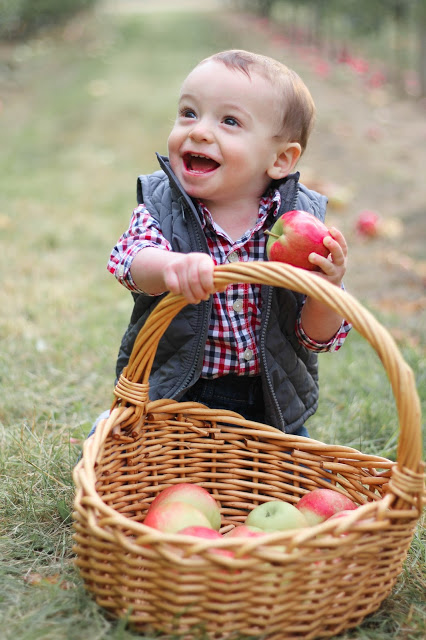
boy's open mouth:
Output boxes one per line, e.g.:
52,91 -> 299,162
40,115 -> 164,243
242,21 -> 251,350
183,153 -> 220,174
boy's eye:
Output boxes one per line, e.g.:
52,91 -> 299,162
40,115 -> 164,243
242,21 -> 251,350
179,108 -> 197,119
223,116 -> 239,127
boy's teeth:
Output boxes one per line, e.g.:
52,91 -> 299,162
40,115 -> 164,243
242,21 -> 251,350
185,153 -> 219,173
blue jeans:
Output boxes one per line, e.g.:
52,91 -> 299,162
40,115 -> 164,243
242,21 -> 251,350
88,376 -> 309,439
180,375 -> 310,437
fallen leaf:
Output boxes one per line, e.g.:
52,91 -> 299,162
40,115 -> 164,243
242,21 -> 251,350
388,328 -> 421,349
24,572 -> 73,589
88,79 -> 110,97
381,251 -> 426,281
0,214 -> 12,229
374,297 -> 426,315
378,217 -> 404,238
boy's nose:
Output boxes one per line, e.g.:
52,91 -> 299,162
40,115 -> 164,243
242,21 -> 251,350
189,120 -> 214,143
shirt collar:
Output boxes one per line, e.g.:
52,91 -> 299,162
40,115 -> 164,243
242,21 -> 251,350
196,188 -> 281,232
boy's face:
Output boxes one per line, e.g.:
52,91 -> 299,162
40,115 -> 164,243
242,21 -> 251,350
168,60 -> 288,208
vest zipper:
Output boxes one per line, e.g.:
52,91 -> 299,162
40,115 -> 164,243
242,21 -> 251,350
259,286 -> 286,431
259,176 -> 300,431
291,181 -> 300,211
172,301 -> 210,397
172,196 -> 211,399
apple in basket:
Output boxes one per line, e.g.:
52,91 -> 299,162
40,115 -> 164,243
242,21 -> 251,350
178,525 -> 224,540
265,210 -> 330,270
143,500 -> 214,534
224,525 -> 267,539
178,525 -> 234,558
146,482 -> 221,530
296,488 -> 358,526
244,500 -> 308,532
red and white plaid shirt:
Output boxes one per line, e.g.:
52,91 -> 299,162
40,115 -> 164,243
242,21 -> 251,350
108,191 -> 351,379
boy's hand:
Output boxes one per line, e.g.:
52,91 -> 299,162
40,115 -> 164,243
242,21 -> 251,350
164,253 -> 216,304
307,227 -> 348,287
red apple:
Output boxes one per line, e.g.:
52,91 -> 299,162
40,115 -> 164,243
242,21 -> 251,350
143,500 -> 212,534
177,526 -> 223,539
146,483 -> 221,530
326,509 -> 355,536
327,509 -> 357,522
355,210 -> 380,237
327,509 -> 375,538
224,525 -> 266,539
178,526 -> 234,558
296,488 -> 358,526
266,210 -> 330,270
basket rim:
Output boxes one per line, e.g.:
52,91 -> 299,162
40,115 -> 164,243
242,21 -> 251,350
73,405 -> 409,549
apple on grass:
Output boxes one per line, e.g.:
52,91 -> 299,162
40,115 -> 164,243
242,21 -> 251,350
265,210 -> 330,271
143,500 -> 213,534
244,501 -> 308,532
355,210 -> 380,237
296,488 -> 358,526
146,482 -> 221,530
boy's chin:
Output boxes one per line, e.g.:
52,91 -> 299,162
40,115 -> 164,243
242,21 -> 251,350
178,179 -> 210,201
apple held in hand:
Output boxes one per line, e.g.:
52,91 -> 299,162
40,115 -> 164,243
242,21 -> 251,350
143,500 -> 212,534
146,483 -> 221,530
266,210 -> 330,270
296,488 -> 358,526
245,500 -> 308,532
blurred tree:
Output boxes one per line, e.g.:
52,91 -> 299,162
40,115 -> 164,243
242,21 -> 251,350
240,0 -> 275,17
0,0 -> 99,40
418,0 -> 426,95
232,0 -> 426,96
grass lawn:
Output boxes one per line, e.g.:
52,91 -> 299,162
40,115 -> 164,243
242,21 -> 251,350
0,4 -> 424,639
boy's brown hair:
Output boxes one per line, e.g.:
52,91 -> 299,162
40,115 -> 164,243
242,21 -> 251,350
200,49 -> 316,154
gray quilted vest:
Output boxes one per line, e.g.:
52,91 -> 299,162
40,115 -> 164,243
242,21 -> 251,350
114,154 -> 327,434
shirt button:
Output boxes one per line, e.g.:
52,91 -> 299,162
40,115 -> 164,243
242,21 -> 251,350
116,264 -> 125,278
243,348 -> 253,361
228,252 -> 239,263
233,299 -> 243,313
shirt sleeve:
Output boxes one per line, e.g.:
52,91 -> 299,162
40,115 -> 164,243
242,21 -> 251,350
295,293 -> 352,353
107,204 -> 172,292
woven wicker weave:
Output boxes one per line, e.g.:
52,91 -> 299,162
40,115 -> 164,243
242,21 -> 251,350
73,262 -> 424,640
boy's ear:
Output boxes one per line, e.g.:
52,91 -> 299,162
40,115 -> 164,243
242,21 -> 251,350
267,142 -> 302,180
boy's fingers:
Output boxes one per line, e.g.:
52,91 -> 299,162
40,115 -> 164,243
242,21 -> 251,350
198,263 -> 215,294
328,227 -> 348,255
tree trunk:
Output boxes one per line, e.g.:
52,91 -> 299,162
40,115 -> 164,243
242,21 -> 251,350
418,0 -> 426,96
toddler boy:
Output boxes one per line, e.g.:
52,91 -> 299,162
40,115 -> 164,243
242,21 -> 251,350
106,49 -> 351,436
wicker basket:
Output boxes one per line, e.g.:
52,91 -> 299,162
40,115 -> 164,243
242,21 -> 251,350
73,262 -> 424,640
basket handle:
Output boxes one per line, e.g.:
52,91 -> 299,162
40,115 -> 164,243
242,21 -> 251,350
115,261 -> 423,481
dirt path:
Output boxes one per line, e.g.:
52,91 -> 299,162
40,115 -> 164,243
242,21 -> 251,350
101,0 -> 221,13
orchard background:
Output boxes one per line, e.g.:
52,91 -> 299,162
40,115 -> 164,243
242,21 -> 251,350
0,1 -> 424,639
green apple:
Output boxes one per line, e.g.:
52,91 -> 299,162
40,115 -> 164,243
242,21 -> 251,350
245,500 -> 308,532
